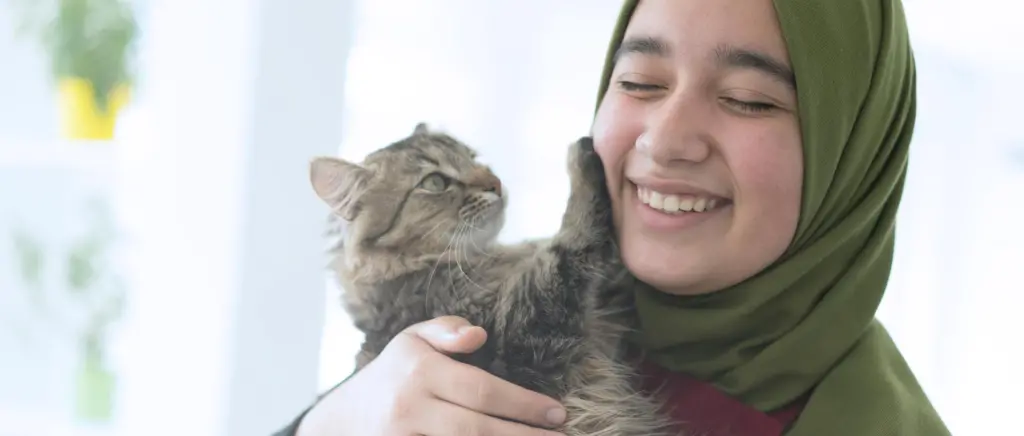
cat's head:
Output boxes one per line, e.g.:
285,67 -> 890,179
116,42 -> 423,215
310,123 -> 507,261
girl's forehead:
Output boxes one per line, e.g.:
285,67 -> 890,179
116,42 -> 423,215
623,0 -> 791,70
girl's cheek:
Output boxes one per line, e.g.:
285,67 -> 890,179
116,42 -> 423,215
592,96 -> 643,171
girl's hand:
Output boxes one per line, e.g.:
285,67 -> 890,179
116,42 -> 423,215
296,316 -> 567,436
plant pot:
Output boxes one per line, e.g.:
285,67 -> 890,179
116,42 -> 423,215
56,77 -> 131,141
74,348 -> 116,423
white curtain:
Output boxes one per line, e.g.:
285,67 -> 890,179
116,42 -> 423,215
319,2 -> 1024,435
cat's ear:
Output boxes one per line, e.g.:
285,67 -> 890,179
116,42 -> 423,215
413,122 -> 429,136
310,157 -> 372,221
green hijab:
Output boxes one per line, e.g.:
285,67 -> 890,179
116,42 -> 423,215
595,1 -> 950,434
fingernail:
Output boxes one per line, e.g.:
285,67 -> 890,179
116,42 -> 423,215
456,325 -> 476,335
546,407 -> 566,425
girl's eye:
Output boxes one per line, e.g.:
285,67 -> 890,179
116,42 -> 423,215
418,173 -> 450,192
617,80 -> 664,93
721,97 -> 778,114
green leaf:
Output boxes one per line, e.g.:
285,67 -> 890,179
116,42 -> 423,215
8,0 -> 138,110
66,236 -> 103,292
12,230 -> 45,288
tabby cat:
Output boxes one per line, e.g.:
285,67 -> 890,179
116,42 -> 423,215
309,123 -> 677,436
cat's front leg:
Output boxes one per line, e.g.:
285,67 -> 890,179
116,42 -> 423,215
487,138 -> 619,398
553,137 -> 615,255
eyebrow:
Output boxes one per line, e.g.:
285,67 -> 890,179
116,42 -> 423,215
614,36 -> 796,90
714,44 -> 796,89
614,36 -> 671,62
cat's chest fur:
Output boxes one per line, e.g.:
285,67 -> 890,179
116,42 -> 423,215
346,263 -> 503,338
340,243 -> 590,395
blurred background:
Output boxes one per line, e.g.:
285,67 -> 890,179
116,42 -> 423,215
0,0 -> 1020,435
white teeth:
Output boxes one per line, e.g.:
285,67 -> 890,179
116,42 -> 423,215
678,197 -> 694,212
649,191 -> 664,209
637,186 -> 722,215
662,195 -> 680,212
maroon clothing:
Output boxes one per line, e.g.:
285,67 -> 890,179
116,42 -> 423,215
273,361 -> 807,436
638,361 -> 806,436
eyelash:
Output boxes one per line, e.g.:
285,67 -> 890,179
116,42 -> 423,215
617,80 -> 663,92
721,97 -> 777,114
617,81 -> 778,114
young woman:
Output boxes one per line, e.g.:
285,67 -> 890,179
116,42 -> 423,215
280,0 -> 950,434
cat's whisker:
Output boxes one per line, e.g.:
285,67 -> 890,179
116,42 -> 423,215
467,229 -> 497,259
425,222 -> 460,299
459,215 -> 481,231
447,223 -> 467,293
458,213 -> 500,259
420,219 -> 449,243
453,225 -> 491,295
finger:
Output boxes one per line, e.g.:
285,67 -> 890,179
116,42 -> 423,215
417,398 -> 565,436
429,361 -> 568,429
401,316 -> 488,354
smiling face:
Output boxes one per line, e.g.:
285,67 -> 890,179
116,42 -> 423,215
592,0 -> 804,296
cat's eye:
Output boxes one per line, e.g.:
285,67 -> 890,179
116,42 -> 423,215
418,173 -> 451,192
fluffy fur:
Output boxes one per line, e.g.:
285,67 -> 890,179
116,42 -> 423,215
310,123 -> 679,436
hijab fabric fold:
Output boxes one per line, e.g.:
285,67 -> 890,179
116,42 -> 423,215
594,1 -> 950,434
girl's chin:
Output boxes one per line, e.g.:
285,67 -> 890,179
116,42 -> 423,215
622,250 -> 710,296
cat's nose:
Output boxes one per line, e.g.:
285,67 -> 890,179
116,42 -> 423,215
474,168 -> 502,194
482,176 -> 502,194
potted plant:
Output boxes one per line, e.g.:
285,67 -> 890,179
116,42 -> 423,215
9,199 -> 127,424
8,0 -> 138,140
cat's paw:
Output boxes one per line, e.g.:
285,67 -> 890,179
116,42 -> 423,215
559,137 -> 614,249
567,137 -> 606,189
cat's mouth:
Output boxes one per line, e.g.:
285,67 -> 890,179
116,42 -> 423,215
459,191 -> 506,226
454,191 -> 505,247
